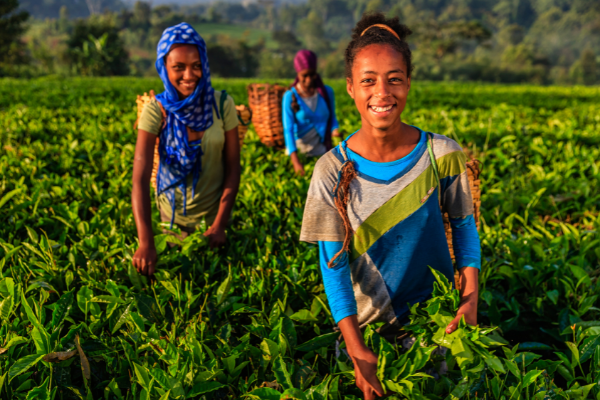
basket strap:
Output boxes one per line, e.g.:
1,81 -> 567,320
426,132 -> 442,206
218,89 -> 228,120
237,106 -> 252,126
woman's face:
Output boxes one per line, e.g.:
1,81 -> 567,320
346,44 -> 411,132
165,44 -> 203,99
297,68 -> 318,90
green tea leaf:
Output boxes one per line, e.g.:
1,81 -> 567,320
295,332 -> 338,352
133,363 -> 151,390
112,303 -> 133,334
25,377 -> 50,400
8,353 -> 46,380
242,387 -> 281,400
280,388 -> 307,400
51,290 -> 74,330
216,264 -> 232,306
290,309 -> 318,323
579,335 -> 600,363
0,188 -> 21,210
273,355 -> 293,390
188,381 -> 227,397
522,370 -> 544,387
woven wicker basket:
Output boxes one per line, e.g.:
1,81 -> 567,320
247,83 -> 287,148
446,157 -> 481,290
135,91 -> 249,191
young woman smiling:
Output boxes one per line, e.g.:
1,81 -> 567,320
132,23 -> 240,276
300,13 -> 481,399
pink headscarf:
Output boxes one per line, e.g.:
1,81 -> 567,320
291,50 -> 334,150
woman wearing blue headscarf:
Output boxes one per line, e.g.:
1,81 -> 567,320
132,23 -> 241,276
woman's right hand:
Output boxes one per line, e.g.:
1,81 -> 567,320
338,315 -> 385,399
290,152 -> 305,176
133,244 -> 157,276
350,346 -> 385,399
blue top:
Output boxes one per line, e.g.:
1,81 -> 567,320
282,86 -> 340,155
318,130 -> 481,324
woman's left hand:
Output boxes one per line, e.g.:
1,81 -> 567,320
332,128 -> 341,137
446,296 -> 477,333
446,267 -> 479,333
204,225 -> 226,248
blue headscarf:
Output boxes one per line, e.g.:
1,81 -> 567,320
154,22 -> 220,227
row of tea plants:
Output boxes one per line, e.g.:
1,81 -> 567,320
0,77 -> 599,399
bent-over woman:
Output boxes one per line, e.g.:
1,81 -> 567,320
300,13 -> 481,399
282,50 -> 340,175
132,23 -> 241,276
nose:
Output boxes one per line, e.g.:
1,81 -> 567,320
183,66 -> 195,81
374,79 -> 392,99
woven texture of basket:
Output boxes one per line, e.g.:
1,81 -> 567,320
247,83 -> 286,148
135,91 -> 249,191
445,157 -> 481,290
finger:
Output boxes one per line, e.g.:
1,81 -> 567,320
140,260 -> 148,276
371,380 -> 385,397
364,388 -> 376,400
446,315 -> 461,333
148,262 -> 155,276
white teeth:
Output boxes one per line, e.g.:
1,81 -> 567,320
371,105 -> 393,112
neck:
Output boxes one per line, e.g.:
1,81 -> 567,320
347,119 -> 420,163
296,83 -> 316,97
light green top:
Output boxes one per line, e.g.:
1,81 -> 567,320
138,91 -> 238,229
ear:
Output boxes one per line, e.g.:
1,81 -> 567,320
346,77 -> 354,99
407,76 -> 411,92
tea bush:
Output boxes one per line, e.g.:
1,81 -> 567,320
0,77 -> 599,399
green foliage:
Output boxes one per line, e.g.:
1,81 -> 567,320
0,78 -> 599,399
0,0 -> 30,76
64,17 -> 130,76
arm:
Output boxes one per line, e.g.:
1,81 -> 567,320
282,91 -> 305,175
327,86 -> 340,132
446,215 -> 481,333
319,241 -> 383,400
203,126 -> 240,248
132,129 -> 158,276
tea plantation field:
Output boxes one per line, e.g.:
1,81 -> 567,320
0,77 -> 599,399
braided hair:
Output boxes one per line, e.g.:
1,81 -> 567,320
344,12 -> 413,79
328,13 -> 413,268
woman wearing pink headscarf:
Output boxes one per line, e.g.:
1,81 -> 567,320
282,50 -> 340,175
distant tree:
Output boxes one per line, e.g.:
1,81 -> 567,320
64,17 -> 129,76
0,0 -> 30,71
298,11 -> 331,55
207,37 -> 262,77
131,1 -> 151,30
570,48 -> 597,85
59,6 -> 70,32
273,30 -> 302,55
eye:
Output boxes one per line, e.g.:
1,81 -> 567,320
361,78 -> 374,84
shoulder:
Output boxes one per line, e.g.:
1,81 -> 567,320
430,132 -> 464,158
312,148 -> 344,181
213,90 -> 234,104
282,89 -> 294,102
144,98 -> 162,113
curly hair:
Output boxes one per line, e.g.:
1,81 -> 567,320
344,12 -> 413,79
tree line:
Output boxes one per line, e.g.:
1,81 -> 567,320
2,0 -> 599,84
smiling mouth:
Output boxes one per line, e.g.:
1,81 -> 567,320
369,104 -> 394,113
180,81 -> 197,89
